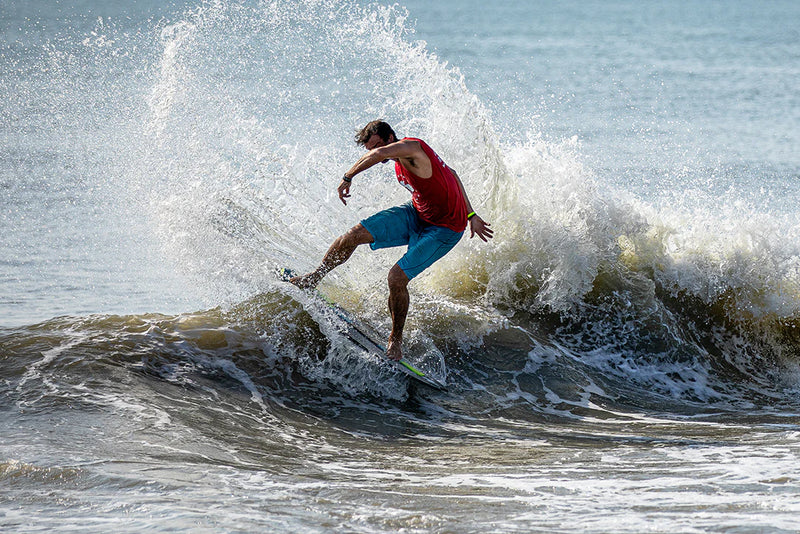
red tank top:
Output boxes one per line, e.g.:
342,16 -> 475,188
394,138 -> 467,232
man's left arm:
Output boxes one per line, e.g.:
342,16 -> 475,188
450,167 -> 493,242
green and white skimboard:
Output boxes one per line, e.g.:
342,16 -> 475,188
277,268 -> 447,391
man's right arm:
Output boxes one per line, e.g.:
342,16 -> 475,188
338,140 -> 426,205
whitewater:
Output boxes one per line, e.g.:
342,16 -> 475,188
2,0 -> 800,532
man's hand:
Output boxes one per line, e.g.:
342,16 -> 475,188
338,180 -> 351,205
469,215 -> 494,242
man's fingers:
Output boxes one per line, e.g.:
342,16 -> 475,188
469,218 -> 494,241
337,180 -> 351,203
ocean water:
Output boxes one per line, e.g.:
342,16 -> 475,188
2,0 -> 800,532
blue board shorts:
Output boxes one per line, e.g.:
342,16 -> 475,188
360,203 -> 464,280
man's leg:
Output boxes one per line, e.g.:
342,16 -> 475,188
290,224 -> 373,289
386,264 -> 409,361
387,225 -> 463,360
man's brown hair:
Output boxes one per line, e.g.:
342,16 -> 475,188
355,120 -> 396,146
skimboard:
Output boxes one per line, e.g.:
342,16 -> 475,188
277,268 -> 447,391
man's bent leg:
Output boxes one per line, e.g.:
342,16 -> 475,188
290,224 -> 374,289
386,264 -> 409,361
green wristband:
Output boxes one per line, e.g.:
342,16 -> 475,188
467,211 -> 476,220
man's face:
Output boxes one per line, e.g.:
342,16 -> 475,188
365,133 -> 388,151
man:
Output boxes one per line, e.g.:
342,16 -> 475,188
291,120 -> 493,360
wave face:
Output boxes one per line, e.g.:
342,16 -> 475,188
3,0 -> 800,531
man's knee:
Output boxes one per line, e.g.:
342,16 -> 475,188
341,224 -> 374,248
388,264 -> 409,289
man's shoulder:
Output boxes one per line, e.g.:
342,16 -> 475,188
398,137 -> 430,155
389,137 -> 426,157
400,136 -> 427,145
398,136 -> 423,146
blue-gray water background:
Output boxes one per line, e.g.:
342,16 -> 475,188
2,1 -> 800,532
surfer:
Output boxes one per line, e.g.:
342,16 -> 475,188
290,120 -> 493,360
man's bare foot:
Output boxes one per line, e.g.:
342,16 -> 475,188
289,273 -> 319,289
386,335 -> 402,361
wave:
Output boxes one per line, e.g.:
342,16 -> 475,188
4,0 -> 800,416
3,280 -> 800,432
131,1 -> 800,341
